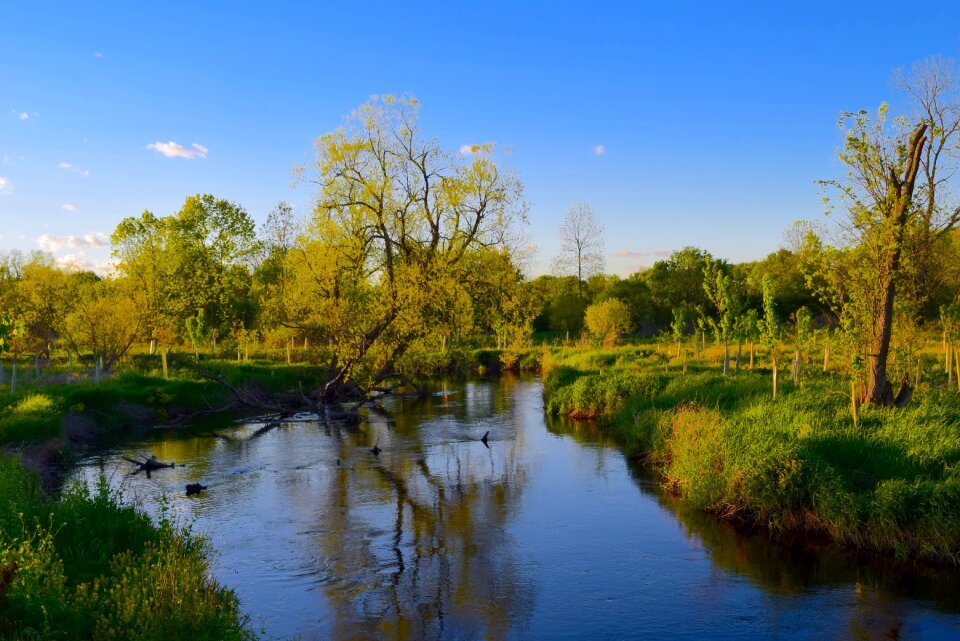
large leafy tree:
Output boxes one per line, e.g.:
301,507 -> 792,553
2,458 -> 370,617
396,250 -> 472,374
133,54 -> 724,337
112,195 -> 260,345
292,96 -> 527,400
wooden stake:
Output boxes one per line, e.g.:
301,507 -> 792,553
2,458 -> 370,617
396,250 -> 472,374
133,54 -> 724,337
950,344 -> 954,387
161,350 -> 169,380
851,378 -> 859,427
946,331 -> 950,373
955,345 -> 960,392
772,363 -> 778,400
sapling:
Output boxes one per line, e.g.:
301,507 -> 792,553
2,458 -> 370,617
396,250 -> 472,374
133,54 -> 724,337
758,275 -> 780,399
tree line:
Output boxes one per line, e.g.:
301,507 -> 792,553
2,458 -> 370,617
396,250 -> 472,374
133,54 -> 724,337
2,58 -> 960,407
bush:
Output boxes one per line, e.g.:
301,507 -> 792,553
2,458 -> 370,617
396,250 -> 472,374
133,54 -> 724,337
584,299 -> 632,346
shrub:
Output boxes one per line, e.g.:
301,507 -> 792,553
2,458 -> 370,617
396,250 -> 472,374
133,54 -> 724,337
584,299 -> 632,346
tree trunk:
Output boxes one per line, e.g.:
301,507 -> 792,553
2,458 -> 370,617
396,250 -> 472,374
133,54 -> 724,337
864,123 -> 927,405
735,343 -> 742,373
722,342 -> 729,375
823,345 -> 829,373
749,341 -> 754,370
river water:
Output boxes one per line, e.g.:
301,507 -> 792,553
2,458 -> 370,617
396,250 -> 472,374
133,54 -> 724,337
70,375 -> 960,640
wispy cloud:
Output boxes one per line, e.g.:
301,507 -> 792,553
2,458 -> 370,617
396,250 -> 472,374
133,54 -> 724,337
0,177 -> 11,195
11,110 -> 37,121
61,203 -> 77,212
147,141 -> 208,159
594,144 -> 606,156
615,249 -> 671,258
93,51 -> 104,59
37,233 -> 109,253
59,162 -> 90,177
18,112 -> 29,121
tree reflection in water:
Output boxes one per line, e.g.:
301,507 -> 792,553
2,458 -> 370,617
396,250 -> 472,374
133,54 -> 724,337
305,375 -> 535,640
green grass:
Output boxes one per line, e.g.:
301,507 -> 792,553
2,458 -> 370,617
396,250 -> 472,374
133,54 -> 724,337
543,347 -> 960,563
0,457 -> 256,640
0,360 -> 334,446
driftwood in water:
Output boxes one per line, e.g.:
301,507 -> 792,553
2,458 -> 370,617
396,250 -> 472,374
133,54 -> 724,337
185,483 -> 207,496
123,454 -> 175,472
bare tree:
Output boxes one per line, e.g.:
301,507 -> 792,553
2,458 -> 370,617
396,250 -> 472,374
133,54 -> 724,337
552,202 -> 605,296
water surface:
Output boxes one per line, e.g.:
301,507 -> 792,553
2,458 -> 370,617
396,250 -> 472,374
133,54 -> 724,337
72,375 -> 960,640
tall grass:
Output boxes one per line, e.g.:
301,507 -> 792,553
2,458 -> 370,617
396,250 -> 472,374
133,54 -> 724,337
0,458 -> 256,640
543,347 -> 960,563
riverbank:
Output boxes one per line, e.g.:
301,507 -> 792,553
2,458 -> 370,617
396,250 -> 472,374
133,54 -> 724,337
0,359 -> 336,639
0,455 -> 257,640
541,346 -> 960,564
0,360 -> 332,492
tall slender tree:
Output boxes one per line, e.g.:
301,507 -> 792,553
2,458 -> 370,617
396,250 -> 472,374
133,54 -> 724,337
552,203 -> 605,297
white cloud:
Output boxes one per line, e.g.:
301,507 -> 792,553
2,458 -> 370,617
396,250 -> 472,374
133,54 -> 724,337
594,144 -> 606,156
93,51 -> 103,58
37,232 -> 109,253
0,177 -> 11,195
61,203 -> 77,212
59,162 -> 90,177
56,252 -> 92,272
18,112 -> 29,121
459,143 -> 495,156
147,141 -> 208,159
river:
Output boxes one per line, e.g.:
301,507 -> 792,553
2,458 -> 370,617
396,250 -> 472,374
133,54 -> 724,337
70,374 -> 960,640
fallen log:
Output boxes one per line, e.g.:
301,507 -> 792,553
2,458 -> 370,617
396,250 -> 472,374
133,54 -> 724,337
123,454 -> 175,471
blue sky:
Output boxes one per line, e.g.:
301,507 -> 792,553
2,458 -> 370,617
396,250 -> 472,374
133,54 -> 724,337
2,1 -> 959,275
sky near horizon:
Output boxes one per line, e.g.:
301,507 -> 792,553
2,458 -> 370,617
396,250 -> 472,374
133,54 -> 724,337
2,1 -> 959,276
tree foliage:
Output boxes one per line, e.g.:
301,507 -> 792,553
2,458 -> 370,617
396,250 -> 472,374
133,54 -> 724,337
290,96 -> 528,397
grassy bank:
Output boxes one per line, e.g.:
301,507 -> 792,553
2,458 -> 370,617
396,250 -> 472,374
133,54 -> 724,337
542,346 -> 960,563
0,456 -> 256,640
0,360 -> 332,490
